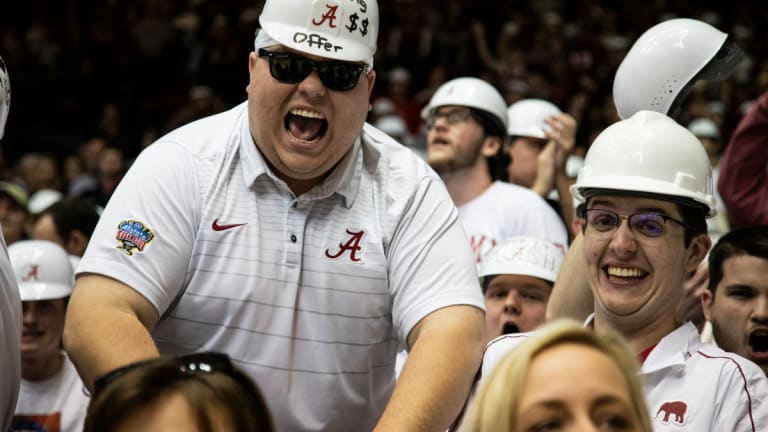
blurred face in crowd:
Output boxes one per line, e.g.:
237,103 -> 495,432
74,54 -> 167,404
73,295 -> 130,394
31,213 -> 64,246
582,195 -> 708,330
0,193 -> 28,244
21,299 -> 67,363
98,147 -> 124,179
113,392 -> 234,432
516,342 -> 644,431
246,45 -> 375,194
703,254 -> 768,375
484,274 -> 551,340
426,106 -> 495,176
505,136 -> 547,188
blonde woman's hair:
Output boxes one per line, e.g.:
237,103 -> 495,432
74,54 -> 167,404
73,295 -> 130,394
462,319 -> 653,432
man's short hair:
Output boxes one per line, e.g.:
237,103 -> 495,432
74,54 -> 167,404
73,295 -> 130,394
708,225 -> 768,294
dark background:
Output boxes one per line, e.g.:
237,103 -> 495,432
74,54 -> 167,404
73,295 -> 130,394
1,0 -> 765,170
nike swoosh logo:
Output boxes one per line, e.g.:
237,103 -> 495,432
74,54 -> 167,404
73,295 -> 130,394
212,219 -> 247,231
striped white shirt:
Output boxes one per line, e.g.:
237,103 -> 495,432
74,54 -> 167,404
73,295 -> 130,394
79,102 -> 484,431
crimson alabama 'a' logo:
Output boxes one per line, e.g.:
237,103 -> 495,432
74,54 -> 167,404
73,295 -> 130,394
325,229 -> 365,262
21,264 -> 39,282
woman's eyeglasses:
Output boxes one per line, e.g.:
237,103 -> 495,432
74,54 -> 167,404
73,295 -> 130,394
258,49 -> 368,92
93,352 -> 234,396
582,208 -> 691,238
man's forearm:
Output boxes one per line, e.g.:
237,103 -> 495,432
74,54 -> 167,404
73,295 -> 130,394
64,308 -> 159,391
546,232 -> 593,321
374,306 -> 485,432
63,275 -> 160,391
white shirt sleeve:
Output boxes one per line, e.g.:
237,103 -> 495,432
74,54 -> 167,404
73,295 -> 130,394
388,177 -> 485,346
78,141 -> 201,314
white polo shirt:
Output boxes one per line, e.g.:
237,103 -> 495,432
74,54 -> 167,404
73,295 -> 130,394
79,102 -> 484,431
458,181 -> 568,265
0,235 -> 20,432
480,321 -> 768,431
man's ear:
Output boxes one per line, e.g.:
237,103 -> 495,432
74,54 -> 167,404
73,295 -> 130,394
701,288 -> 713,322
481,136 -> 502,158
66,230 -> 90,257
685,233 -> 711,274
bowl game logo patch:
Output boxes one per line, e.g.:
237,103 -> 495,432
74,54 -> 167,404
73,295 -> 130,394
116,219 -> 155,256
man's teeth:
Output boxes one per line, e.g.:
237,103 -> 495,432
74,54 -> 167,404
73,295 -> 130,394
606,266 -> 645,278
290,108 -> 325,119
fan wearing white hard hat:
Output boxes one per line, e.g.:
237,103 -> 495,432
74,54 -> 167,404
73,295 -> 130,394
422,77 -> 569,265
550,17 -> 746,324
562,111 -> 768,430
479,236 -> 564,341
10,240 -> 89,431
506,98 -> 579,236
0,53 -> 22,432
423,76 -> 510,182
65,1 -> 488,431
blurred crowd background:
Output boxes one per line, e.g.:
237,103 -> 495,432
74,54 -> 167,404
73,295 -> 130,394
1,0 -> 766,205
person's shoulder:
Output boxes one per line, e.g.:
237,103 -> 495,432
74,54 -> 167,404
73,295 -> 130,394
157,102 -> 247,155
362,123 -> 437,181
693,342 -> 767,381
480,332 -> 533,381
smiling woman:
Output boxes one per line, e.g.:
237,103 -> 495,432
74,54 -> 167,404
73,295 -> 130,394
463,319 -> 653,432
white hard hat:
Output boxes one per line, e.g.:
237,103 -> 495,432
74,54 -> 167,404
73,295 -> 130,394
613,18 -> 744,119
506,99 -> 562,139
479,236 -> 565,284
9,240 -> 74,301
28,189 -> 63,215
258,0 -> 378,65
421,77 -> 508,133
0,55 -> 10,140
374,115 -> 408,138
688,117 -> 720,139
571,110 -> 715,216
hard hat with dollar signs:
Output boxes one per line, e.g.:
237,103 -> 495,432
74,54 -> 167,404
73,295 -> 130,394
0,54 -> 10,140
259,0 -> 378,66
9,240 -> 74,301
613,18 -> 744,119
571,110 -> 715,216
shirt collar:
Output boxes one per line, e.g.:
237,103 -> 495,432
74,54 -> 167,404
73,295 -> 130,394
641,321 -> 700,374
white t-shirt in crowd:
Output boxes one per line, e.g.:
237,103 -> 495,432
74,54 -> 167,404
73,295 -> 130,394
79,103 -> 484,432
12,354 -> 89,432
458,181 -> 568,265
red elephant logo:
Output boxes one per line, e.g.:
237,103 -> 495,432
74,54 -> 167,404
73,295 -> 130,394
655,401 -> 687,424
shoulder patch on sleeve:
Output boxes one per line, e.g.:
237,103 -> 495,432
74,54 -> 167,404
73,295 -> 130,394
115,219 -> 155,256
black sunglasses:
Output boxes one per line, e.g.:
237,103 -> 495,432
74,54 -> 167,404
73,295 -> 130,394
93,352 -> 234,396
258,49 -> 368,92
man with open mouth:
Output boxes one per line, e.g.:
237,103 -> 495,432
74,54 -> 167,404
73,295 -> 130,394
479,236 -> 564,342
422,77 -> 568,267
63,0 -> 486,431
703,225 -> 768,377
